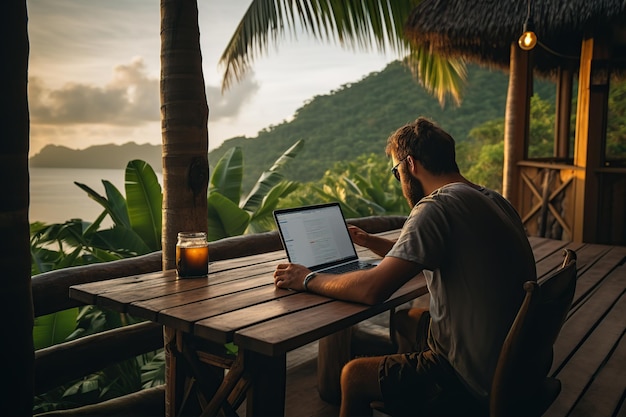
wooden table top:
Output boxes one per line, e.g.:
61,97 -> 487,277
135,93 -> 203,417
69,230 -> 427,357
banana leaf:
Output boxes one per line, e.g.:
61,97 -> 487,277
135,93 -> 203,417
33,308 -> 79,350
74,182 -> 129,228
89,227 -> 152,257
125,160 -> 162,251
209,147 -> 243,204
207,192 -> 250,241
241,139 -> 303,213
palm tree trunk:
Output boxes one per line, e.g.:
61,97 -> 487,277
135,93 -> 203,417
503,43 -> 532,206
160,0 -> 209,271
161,2 -> 209,415
1,0 -> 34,414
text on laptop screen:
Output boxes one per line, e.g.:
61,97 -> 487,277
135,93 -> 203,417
274,204 -> 357,268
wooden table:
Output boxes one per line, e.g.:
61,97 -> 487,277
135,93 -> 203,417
69,230 -> 426,417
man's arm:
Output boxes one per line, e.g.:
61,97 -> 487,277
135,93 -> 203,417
273,256 -> 422,305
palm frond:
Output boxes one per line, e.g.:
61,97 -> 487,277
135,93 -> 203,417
404,49 -> 467,107
219,0 -> 418,92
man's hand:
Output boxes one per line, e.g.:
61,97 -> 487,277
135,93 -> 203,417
348,225 -> 369,247
274,263 -> 311,291
348,225 -> 396,257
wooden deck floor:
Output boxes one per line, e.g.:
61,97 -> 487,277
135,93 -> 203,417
237,237 -> 626,417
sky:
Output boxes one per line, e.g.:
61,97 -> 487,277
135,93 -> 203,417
27,0 -> 398,157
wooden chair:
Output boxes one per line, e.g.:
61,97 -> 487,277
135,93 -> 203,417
490,248 -> 577,417
372,248 -> 577,417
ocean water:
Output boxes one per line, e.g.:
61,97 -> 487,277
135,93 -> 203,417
29,167 -> 163,225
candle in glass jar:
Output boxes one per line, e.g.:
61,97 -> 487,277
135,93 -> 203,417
176,232 -> 209,278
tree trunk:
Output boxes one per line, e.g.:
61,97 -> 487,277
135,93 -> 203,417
160,0 -> 209,271
503,43 -> 532,206
1,0 -> 34,415
161,2 -> 209,415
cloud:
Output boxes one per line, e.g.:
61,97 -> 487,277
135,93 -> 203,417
206,71 -> 260,120
29,57 -> 261,127
29,57 -> 159,126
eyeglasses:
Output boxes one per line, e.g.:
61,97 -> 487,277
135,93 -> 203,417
391,156 -> 409,182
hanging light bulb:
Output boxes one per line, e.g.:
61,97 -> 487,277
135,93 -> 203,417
518,21 -> 537,50
518,0 -> 537,51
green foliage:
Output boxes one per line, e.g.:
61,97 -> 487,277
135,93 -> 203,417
32,304 -> 159,414
528,95 -> 557,158
125,160 -> 163,250
607,78 -> 626,161
33,308 -> 79,350
30,160 -> 163,275
208,140 -> 302,240
280,153 -> 410,217
460,94 -> 558,192
466,142 -> 505,192
457,119 -> 504,176
32,160 -> 164,413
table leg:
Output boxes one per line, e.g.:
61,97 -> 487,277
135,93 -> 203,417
164,327 -> 225,416
163,326 -> 183,417
317,327 -> 353,405
245,350 -> 287,417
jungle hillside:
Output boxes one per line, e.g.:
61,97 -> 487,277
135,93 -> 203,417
208,61 -> 559,192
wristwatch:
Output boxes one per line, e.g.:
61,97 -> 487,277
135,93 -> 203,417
303,272 -> 317,291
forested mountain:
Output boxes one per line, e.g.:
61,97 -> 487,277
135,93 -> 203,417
30,142 -> 162,171
208,61 -> 557,191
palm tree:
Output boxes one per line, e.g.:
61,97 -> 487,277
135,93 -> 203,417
1,1 -> 34,415
160,1 -> 209,414
218,0 -> 467,106
160,0 -> 209,271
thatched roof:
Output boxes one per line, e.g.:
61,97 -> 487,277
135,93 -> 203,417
405,0 -> 626,76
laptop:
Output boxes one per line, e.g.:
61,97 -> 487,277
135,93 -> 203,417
273,202 -> 379,274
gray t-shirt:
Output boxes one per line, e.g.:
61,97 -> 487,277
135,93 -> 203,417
387,182 -> 536,399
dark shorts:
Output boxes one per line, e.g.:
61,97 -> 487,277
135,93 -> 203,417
379,311 -> 486,416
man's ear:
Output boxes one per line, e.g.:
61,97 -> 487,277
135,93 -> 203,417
406,156 -> 417,175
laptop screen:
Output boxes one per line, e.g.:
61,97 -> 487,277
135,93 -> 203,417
273,203 -> 358,270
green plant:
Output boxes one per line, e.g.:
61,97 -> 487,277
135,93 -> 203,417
280,153 -> 409,216
30,160 -> 162,276
208,140 -> 302,240
32,160 -> 164,412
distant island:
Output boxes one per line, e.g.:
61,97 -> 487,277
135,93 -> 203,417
29,142 -> 163,172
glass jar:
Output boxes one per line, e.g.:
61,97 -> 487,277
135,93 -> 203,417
176,232 -> 209,278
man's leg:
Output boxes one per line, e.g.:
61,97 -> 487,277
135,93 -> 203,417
392,308 -> 430,353
339,356 -> 383,417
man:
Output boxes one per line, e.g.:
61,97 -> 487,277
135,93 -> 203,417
273,117 -> 536,416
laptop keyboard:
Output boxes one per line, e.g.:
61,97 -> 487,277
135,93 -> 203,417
323,261 -> 374,274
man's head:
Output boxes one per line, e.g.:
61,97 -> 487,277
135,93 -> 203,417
385,118 -> 460,206
385,117 -> 460,175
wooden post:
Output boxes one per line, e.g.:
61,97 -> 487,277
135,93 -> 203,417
572,34 -> 610,243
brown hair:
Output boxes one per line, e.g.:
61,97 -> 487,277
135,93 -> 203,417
385,117 -> 459,175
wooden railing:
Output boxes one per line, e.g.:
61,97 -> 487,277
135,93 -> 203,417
518,159 -> 626,246
517,160 -> 579,241
32,215 -> 407,415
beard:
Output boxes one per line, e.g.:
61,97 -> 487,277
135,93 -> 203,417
403,174 -> 426,208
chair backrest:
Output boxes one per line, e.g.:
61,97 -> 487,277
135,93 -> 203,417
490,249 -> 577,417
